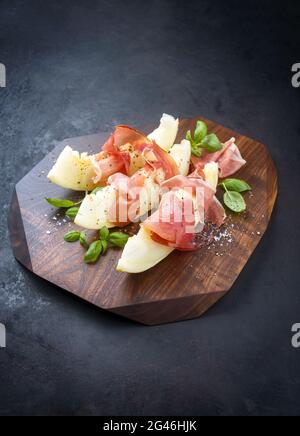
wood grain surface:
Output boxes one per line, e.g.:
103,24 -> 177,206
9,117 -> 278,325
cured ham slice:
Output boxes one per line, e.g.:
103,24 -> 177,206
92,126 -> 152,183
106,169 -> 160,226
142,173 -> 217,251
117,162 -> 226,273
91,154 -> 125,184
191,137 -> 246,178
92,125 -> 179,183
206,196 -> 226,227
163,170 -> 226,228
217,139 -> 246,178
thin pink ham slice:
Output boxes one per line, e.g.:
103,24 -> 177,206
191,137 -> 246,178
106,171 -> 149,226
206,196 -> 226,227
92,125 -> 179,184
142,173 -> 223,251
92,126 -> 151,183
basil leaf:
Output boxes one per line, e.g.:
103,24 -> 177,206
109,232 -> 129,248
99,226 -> 110,241
101,239 -> 108,254
201,133 -> 222,153
91,186 -> 104,195
220,178 -> 251,193
46,198 -> 77,208
64,231 -> 81,242
185,130 -> 193,143
84,240 -> 103,263
65,206 -> 80,219
186,121 -> 221,157
191,146 -> 202,157
194,121 -> 207,143
79,231 -> 87,246
224,191 -> 246,213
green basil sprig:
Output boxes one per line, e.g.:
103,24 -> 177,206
79,231 -> 88,246
186,120 -> 222,157
46,197 -> 83,222
99,226 -> 110,241
109,232 -> 129,248
64,231 -> 81,242
84,240 -> 103,263
220,178 -> 251,193
46,198 -> 79,208
65,206 -> 80,219
101,239 -> 108,254
64,225 -> 129,265
223,191 -> 246,213
220,178 -> 251,213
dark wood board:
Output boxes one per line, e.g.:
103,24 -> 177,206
9,117 -> 278,325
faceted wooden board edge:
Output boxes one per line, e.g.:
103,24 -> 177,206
9,119 -> 278,325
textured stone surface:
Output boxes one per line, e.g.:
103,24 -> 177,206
0,0 -> 299,416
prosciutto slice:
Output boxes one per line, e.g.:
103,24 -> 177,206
143,190 -> 197,250
92,126 -> 150,183
142,172 -> 224,251
191,137 -> 246,178
106,170 -> 158,226
92,125 -> 179,183
206,196 -> 227,227
163,173 -> 226,228
92,154 -> 125,183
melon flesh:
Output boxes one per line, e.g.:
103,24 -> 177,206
74,186 -> 117,229
169,139 -> 191,176
117,227 -> 173,273
47,146 -> 98,191
203,162 -> 218,190
148,113 -> 179,152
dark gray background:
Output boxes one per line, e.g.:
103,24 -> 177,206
0,0 -> 299,416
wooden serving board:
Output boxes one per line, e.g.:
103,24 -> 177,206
9,117 -> 278,325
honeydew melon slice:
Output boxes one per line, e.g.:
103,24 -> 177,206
148,113 -> 179,152
169,139 -> 191,176
116,227 -> 173,273
203,162 -> 219,191
74,186 -> 117,229
47,146 -> 97,191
